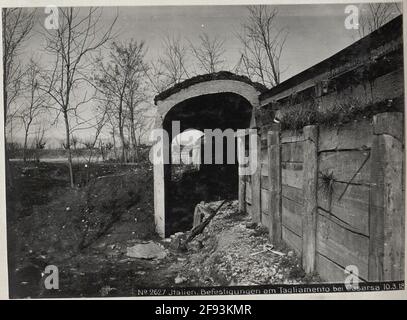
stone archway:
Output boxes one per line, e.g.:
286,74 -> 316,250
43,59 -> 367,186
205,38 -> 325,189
152,72 -> 265,237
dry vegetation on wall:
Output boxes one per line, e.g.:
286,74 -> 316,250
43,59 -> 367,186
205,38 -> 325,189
279,96 -> 403,131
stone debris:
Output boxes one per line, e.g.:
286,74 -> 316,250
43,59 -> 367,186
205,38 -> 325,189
126,241 -> 167,260
174,275 -> 187,284
176,200 -> 320,286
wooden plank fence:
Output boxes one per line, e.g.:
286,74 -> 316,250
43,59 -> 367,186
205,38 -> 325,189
241,112 -> 404,282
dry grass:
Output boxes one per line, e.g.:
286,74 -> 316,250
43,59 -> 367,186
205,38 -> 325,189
280,97 -> 402,130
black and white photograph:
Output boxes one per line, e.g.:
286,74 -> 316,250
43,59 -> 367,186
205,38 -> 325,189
1,1 -> 405,299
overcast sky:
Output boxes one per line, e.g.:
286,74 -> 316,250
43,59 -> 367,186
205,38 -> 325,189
12,3 -> 401,146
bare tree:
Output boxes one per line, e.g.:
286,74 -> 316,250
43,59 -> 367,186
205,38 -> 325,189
41,7 -> 117,187
2,8 -> 36,185
236,5 -> 287,88
94,39 -> 147,163
17,59 -> 48,162
358,3 -> 401,38
2,8 -> 36,128
32,126 -> 47,162
189,33 -> 226,74
147,34 -> 190,93
81,108 -> 107,164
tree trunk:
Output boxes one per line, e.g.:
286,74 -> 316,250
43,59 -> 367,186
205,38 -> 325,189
64,111 -> 74,188
23,127 -> 29,163
118,101 -> 126,163
111,128 -> 117,160
3,61 -> 13,187
129,113 -> 138,163
119,125 -> 126,163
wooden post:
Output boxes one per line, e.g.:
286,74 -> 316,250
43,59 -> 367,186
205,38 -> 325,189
369,112 -> 404,281
267,124 -> 282,243
237,132 -> 247,213
153,131 -> 169,238
251,129 -> 261,223
302,125 -> 318,273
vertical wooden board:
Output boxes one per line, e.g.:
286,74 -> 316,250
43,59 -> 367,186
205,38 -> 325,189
318,182 -> 370,236
302,125 -> 318,274
261,163 -> 269,176
153,162 -> 166,238
315,254 -> 346,283
261,188 -> 269,214
246,182 -> 252,204
251,133 -> 262,223
261,146 -> 269,163
317,213 -> 369,279
282,226 -> 302,255
261,174 -> 269,189
282,184 -> 304,204
373,112 -> 403,141
237,134 -> 246,213
261,136 -> 268,150
369,133 -> 385,280
318,120 -> 373,151
281,131 -> 305,143
282,197 -> 303,236
246,203 -> 252,216
282,162 -> 303,189
370,115 -> 404,281
319,150 -> 371,184
382,135 -> 404,281
281,141 -> 304,162
316,254 -> 364,283
268,128 -> 282,243
262,210 -> 271,230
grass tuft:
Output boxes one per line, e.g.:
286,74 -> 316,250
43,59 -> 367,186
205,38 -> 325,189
280,97 -> 402,130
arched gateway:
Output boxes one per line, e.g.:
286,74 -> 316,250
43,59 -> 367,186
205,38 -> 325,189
152,72 -> 266,237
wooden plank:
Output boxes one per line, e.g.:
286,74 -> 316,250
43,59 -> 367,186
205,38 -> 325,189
282,184 -> 303,205
316,253 -> 365,283
282,162 -> 303,189
261,163 -> 268,176
381,134 -> 405,281
316,253 -> 347,283
262,211 -> 271,230
369,115 -> 404,281
281,141 -> 304,162
282,197 -> 303,236
237,135 -> 246,213
261,188 -> 269,214
317,213 -> 369,280
318,120 -> 373,151
261,175 -> 269,189
251,131 -> 261,223
246,203 -> 252,216
281,130 -> 305,143
260,147 -> 268,163
318,182 -> 369,236
153,162 -> 166,238
319,150 -> 371,184
282,226 -> 302,255
246,182 -> 252,204
268,128 -> 282,243
302,125 -> 318,273
373,112 -> 403,141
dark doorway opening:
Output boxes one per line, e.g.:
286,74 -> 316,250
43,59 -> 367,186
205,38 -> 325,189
162,92 -> 252,236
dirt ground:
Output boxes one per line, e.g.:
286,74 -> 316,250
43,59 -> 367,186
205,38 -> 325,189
6,161 -> 318,298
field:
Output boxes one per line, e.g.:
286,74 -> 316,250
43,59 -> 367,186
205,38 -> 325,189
6,159 -> 312,298
6,160 -> 163,297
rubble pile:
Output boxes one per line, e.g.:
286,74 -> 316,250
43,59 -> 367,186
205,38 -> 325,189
171,200 -> 318,286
